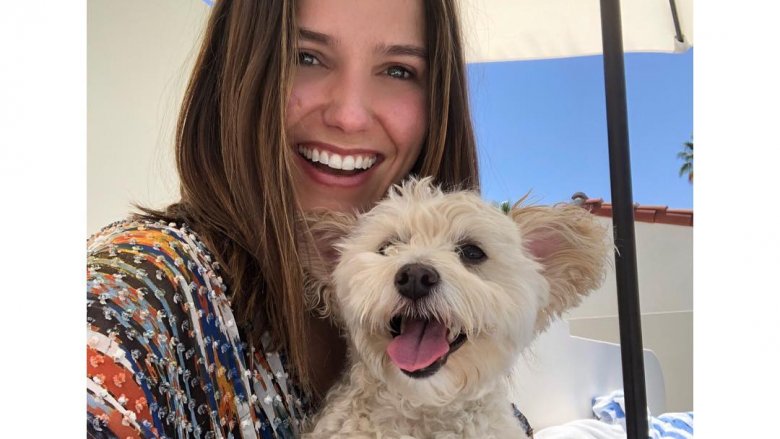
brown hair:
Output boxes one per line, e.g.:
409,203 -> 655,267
143,0 -> 479,395
417,0 -> 479,190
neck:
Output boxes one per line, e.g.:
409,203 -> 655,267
306,313 -> 348,405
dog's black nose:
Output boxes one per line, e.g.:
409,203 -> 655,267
395,263 -> 440,300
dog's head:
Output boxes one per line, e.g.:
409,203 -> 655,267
302,177 -> 608,405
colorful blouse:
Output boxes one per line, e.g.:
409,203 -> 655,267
87,219 -> 310,438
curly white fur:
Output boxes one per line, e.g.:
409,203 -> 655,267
301,178 -> 608,438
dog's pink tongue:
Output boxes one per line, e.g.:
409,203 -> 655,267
387,319 -> 449,372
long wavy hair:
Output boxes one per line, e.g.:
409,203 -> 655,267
143,0 -> 479,395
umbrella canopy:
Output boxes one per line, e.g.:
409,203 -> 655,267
460,0 -> 693,63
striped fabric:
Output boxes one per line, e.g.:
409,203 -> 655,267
87,219 -> 311,438
592,390 -> 693,439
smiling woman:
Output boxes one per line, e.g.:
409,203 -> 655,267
87,0 -> 478,437
287,0 -> 428,211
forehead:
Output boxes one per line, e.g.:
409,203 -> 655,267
296,0 -> 425,47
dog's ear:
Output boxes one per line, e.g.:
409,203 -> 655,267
297,210 -> 357,318
509,203 -> 610,331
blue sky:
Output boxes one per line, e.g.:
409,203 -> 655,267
468,49 -> 693,209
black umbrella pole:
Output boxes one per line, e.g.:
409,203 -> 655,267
598,1 -> 649,438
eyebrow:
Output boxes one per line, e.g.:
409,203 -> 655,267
379,44 -> 427,60
299,28 -> 333,45
298,28 -> 427,60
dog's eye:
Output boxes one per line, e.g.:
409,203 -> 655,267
457,244 -> 487,264
378,241 -> 392,255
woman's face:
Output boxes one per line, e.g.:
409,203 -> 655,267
287,0 -> 428,212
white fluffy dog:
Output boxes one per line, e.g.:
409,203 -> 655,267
301,178 -> 608,439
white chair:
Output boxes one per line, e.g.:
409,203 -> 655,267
509,319 -> 666,430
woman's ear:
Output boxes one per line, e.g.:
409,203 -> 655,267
297,210 -> 358,318
509,203 -> 610,332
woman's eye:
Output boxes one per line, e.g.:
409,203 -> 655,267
457,244 -> 487,264
298,52 -> 320,66
385,65 -> 413,80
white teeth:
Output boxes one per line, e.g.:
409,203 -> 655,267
329,154 -> 343,169
297,145 -> 378,171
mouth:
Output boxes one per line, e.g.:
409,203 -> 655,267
387,315 -> 468,379
297,144 -> 380,177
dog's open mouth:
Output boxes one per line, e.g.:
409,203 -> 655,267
386,315 -> 468,378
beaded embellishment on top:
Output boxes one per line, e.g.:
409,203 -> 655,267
87,219 -> 310,438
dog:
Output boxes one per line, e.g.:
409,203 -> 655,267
301,177 -> 608,438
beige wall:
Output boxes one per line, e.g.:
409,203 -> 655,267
565,218 -> 693,412
88,0 -> 209,234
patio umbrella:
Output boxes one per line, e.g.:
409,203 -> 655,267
458,1 -> 693,438
460,0 -> 692,63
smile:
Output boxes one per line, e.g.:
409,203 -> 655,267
387,315 -> 468,379
297,145 -> 378,174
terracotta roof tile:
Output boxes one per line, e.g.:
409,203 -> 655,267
580,198 -> 693,226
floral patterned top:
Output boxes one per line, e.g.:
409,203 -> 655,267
87,219 -> 310,438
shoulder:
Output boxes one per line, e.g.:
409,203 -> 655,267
87,217 -> 233,343
87,218 -> 228,292
89,218 -> 218,266
86,218 -> 239,436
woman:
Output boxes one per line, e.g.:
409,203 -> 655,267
87,0 -> 478,437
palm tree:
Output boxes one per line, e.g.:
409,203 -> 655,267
677,139 -> 693,183
492,200 -> 512,214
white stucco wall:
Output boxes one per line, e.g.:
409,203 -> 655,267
565,218 -> 693,412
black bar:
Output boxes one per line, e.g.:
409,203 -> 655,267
668,0 -> 685,43
598,1 -> 649,439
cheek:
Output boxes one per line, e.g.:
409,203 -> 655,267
287,74 -> 323,128
380,88 -> 428,154
285,90 -> 305,129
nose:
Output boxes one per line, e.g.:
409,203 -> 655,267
394,263 -> 440,300
323,73 -> 372,133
